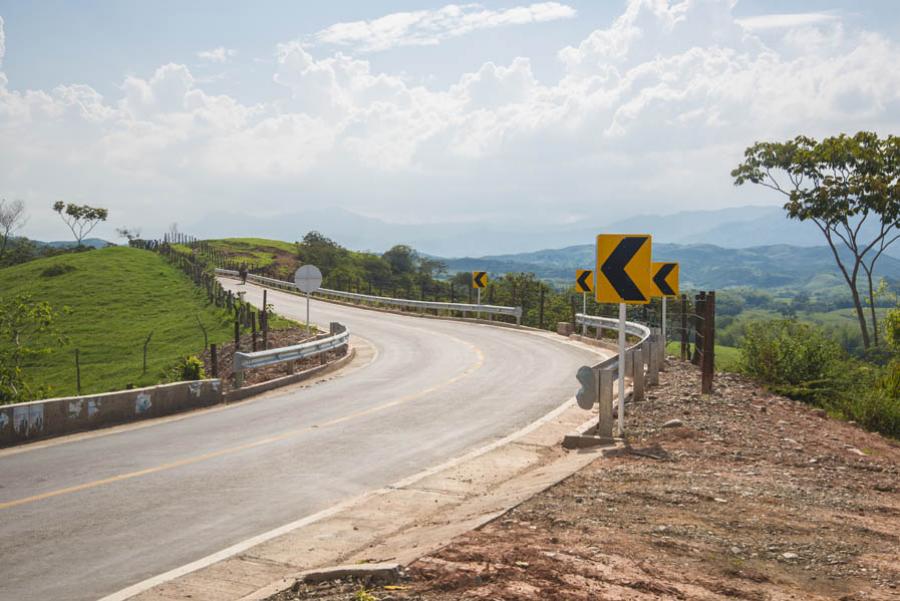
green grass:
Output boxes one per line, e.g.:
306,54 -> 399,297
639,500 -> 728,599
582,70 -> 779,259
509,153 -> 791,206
0,247 -> 237,399
667,341 -> 742,372
208,238 -> 297,268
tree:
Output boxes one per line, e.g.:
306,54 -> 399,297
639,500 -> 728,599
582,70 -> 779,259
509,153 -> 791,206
0,294 -> 66,403
0,198 -> 27,261
116,227 -> 142,242
732,132 -> 900,349
52,201 -> 108,246
296,231 -> 344,274
383,245 -> 417,275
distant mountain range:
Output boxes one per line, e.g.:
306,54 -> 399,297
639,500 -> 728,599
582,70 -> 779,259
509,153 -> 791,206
32,238 -> 112,249
435,243 -> 900,293
188,205 -> 895,258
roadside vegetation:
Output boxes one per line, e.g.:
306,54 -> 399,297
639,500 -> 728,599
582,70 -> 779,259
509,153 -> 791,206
738,317 -> 899,438
0,246 -> 236,401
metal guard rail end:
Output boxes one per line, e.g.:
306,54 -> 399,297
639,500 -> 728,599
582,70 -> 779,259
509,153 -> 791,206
232,322 -> 349,387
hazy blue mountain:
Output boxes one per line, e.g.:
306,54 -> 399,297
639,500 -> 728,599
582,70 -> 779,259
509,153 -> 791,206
189,204 -> 898,258
33,238 -> 113,249
437,243 -> 900,292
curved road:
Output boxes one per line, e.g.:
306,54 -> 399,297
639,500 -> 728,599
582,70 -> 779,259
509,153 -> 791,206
0,282 -> 600,601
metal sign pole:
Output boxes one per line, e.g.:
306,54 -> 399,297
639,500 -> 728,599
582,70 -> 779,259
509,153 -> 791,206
662,296 -> 667,357
477,287 -> 481,319
582,292 -> 587,335
306,291 -> 311,333
617,302 -> 626,437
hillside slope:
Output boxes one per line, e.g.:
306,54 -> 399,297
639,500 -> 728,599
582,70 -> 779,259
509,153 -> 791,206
0,247 -> 234,399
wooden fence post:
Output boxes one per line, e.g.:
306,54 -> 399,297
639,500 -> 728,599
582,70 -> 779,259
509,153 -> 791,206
680,293 -> 688,361
75,349 -> 82,395
701,291 -> 716,394
692,291 -> 706,366
210,343 -> 218,378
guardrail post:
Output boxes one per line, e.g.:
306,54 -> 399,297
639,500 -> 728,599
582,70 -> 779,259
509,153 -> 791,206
648,332 -> 660,386
598,368 -> 614,440
657,325 -> 667,371
631,346 -> 644,402
624,345 -> 634,378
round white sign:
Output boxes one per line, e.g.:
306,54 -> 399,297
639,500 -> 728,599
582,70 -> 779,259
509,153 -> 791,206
294,265 -> 323,293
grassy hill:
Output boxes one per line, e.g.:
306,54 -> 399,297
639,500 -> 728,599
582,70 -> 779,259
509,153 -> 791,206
0,247 -> 235,399
173,237 -> 300,279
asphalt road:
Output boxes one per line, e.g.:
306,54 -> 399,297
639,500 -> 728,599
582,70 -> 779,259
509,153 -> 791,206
0,282 -> 600,601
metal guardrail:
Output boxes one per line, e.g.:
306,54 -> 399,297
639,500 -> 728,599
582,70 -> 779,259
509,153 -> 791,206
233,322 -> 349,387
216,269 -> 523,324
574,313 -> 655,408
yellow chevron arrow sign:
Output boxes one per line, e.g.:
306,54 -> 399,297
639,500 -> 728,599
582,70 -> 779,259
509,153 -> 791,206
595,234 -> 653,304
651,262 -> 679,298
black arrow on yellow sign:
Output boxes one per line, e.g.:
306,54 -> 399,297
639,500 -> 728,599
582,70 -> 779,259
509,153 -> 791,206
575,269 -> 593,293
472,271 -> 487,289
652,262 -> 678,297
600,237 -> 650,303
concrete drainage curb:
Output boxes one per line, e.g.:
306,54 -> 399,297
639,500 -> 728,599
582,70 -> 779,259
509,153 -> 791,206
239,563 -> 402,601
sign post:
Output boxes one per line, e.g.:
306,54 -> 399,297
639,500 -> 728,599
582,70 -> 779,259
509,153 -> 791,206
294,265 -> 323,334
596,234 -> 653,437
575,269 -> 594,336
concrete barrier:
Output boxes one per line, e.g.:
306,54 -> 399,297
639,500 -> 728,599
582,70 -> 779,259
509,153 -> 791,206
0,380 -> 222,448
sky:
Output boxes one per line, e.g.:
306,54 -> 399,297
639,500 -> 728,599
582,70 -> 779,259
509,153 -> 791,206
1,0 -> 899,248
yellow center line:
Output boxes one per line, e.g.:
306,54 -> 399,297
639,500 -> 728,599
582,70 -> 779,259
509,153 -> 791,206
0,337 -> 484,512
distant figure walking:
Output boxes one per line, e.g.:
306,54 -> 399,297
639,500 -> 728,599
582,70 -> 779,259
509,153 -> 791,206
239,262 -> 248,285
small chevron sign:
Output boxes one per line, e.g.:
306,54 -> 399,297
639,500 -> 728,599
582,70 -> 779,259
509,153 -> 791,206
651,262 -> 679,298
595,234 -> 653,304
472,271 -> 488,289
575,269 -> 594,293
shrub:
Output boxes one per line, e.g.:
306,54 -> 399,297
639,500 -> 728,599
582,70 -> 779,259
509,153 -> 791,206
740,318 -> 899,438
175,355 -> 206,381
40,263 -> 76,278
831,362 -> 899,438
739,319 -> 843,401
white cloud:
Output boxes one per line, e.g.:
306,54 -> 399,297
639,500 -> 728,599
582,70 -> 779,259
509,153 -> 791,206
197,46 -> 237,63
2,0 -> 900,243
737,12 -> 839,31
310,2 -> 577,52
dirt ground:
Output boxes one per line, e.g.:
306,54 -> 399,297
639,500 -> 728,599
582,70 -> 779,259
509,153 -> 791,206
274,359 -> 899,601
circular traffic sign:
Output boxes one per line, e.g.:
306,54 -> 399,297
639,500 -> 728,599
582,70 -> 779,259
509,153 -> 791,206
294,265 -> 323,293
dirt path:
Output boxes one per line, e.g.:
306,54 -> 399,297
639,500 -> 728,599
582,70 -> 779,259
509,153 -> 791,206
278,360 -> 900,600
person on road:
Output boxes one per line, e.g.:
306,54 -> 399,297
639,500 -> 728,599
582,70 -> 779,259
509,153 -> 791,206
239,262 -> 248,285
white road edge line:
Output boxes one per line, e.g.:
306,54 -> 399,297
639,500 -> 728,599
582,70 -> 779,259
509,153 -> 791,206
97,395 -> 579,601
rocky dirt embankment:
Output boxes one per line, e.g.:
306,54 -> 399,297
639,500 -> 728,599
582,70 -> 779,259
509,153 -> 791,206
277,360 -> 899,601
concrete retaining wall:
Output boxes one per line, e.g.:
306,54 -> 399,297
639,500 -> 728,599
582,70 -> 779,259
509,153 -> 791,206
0,380 -> 222,447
